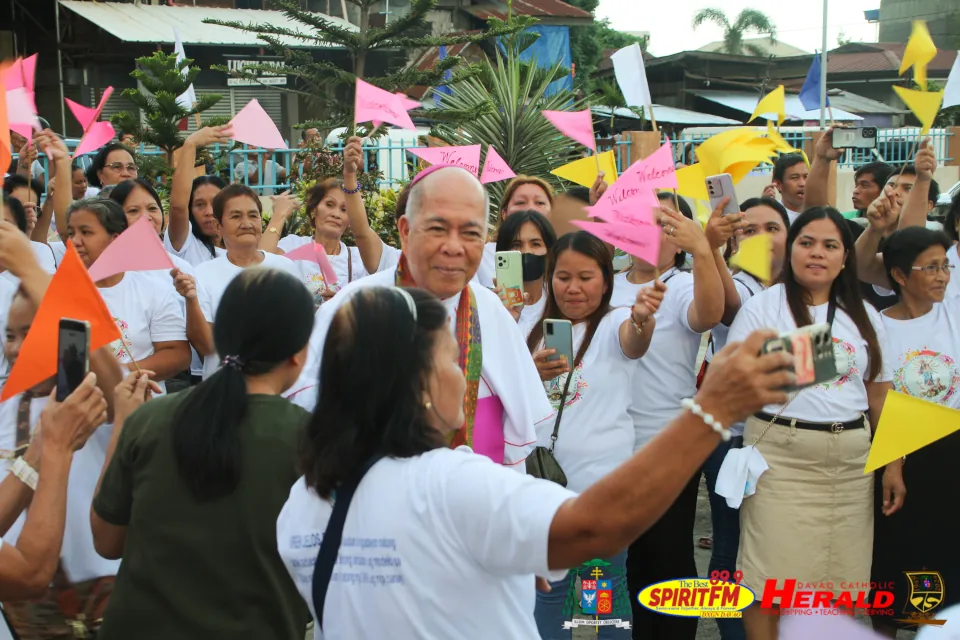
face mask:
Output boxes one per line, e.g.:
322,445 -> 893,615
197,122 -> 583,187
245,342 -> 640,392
521,253 -> 547,281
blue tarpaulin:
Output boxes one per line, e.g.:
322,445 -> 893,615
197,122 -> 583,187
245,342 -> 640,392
499,25 -> 573,96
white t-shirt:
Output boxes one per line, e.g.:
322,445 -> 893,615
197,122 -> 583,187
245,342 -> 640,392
194,251 -> 304,379
474,242 -> 497,288
610,268 -> 702,451
0,394 -> 121,583
97,272 -> 187,394
947,245 -> 960,301
786,208 -> 801,226
0,278 -> 18,388
0,242 -> 58,288
517,287 -> 547,338
143,256 -> 202,377
286,269 -> 550,467
163,221 -> 226,268
707,271 -> 766,364
234,159 -> 283,196
276,448 -> 576,640
727,284 -> 892,422
277,235 -> 401,297
531,308 -> 638,493
882,298 -> 960,409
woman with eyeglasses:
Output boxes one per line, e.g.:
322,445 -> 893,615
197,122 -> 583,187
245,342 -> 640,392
860,227 -> 960,638
726,207 -> 904,640
85,143 -> 138,195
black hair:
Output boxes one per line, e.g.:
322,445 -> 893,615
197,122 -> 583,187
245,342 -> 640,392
213,183 -> 261,223
945,191 -> 960,243
783,207 -> 882,380
2,194 -> 27,233
3,174 -> 43,203
527,231 -> 613,367
302,287 -> 450,498
188,175 -> 226,259
929,178 -> 940,205
881,227 -> 952,296
173,268 -> 314,502
108,178 -> 162,211
740,197 -> 790,229
85,143 -> 135,188
65,197 -> 128,236
657,192 -> 693,269
854,161 -> 894,191
495,210 -> 557,253
898,163 -> 917,178
565,187 -> 591,204
773,153 -> 806,183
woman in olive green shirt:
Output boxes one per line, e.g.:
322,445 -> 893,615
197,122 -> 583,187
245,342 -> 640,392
90,267 -> 314,639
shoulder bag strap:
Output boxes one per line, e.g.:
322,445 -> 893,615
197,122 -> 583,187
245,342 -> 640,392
547,370 -> 575,454
311,454 -> 384,632
347,246 -> 353,283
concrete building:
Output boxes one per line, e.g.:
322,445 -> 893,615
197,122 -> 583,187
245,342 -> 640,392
879,0 -> 960,50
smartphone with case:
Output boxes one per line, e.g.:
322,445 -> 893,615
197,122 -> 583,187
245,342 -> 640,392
56,319 -> 91,402
705,173 -> 740,216
543,319 -> 574,367
760,323 -> 837,391
831,126 -> 878,150
495,251 -> 525,308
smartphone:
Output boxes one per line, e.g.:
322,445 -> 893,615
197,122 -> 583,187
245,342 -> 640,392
832,126 -> 878,149
495,251 -> 525,308
705,173 -> 740,216
56,319 -> 90,402
543,319 -> 574,367
760,323 -> 837,392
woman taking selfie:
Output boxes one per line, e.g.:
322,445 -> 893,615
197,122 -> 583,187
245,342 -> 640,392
726,206 -> 904,640
276,286 -> 797,639
866,227 -> 959,638
493,210 -> 556,334
91,268 -> 314,639
524,231 -> 664,639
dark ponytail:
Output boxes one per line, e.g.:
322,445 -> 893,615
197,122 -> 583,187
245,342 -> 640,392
172,267 -> 314,501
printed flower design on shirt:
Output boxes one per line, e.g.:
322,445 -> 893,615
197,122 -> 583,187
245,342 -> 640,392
894,348 -> 959,404
818,338 -> 859,389
110,317 -> 131,362
544,361 -> 587,410
305,273 -> 339,308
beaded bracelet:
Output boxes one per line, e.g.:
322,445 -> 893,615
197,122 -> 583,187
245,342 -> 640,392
681,398 -> 732,442
341,183 -> 362,195
629,315 -> 647,335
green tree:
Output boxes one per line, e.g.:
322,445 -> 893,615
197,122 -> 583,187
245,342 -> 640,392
691,8 -> 777,56
590,78 -> 644,129
111,51 -> 225,163
205,0 -> 533,134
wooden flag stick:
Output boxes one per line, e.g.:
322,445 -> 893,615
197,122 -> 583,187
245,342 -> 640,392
118,333 -> 143,375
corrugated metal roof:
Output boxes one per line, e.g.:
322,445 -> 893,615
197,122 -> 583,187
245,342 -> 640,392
692,90 -> 862,122
591,105 -> 741,126
828,43 -> 957,75
463,0 -> 592,21
59,1 -> 356,47
826,90 -> 906,115
698,38 -> 809,58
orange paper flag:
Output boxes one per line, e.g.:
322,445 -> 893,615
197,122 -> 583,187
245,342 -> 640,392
2,243 -> 121,400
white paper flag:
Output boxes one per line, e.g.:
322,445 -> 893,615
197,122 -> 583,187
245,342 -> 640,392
944,50 -> 960,110
611,43 -> 652,108
173,27 -> 198,110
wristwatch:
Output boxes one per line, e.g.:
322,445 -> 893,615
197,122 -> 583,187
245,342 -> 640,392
10,457 -> 38,491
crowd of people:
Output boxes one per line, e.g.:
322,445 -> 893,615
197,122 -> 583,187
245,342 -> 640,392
0,121 -> 956,640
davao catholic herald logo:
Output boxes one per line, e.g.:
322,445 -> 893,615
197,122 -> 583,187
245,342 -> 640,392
637,571 -> 756,619
561,559 -> 632,629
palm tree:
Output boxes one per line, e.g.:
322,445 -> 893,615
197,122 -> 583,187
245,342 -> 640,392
691,8 -> 777,57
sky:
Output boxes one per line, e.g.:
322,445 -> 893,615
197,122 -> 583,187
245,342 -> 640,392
596,0 -> 882,57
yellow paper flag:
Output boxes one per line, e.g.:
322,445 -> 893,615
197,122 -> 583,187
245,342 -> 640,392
730,233 -> 771,281
864,391 -> 960,473
765,123 -> 810,166
550,151 -> 618,188
696,128 -> 762,176
720,138 -> 778,182
900,20 -> 938,88
695,200 -> 712,229
892,86 -> 944,135
675,163 -> 709,201
748,86 -> 786,126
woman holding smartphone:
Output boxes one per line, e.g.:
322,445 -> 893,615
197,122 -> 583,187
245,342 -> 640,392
726,207 -> 904,640
524,231 -> 663,639
493,210 -> 556,335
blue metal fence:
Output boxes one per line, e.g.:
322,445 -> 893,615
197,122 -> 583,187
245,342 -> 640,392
9,128 -> 954,198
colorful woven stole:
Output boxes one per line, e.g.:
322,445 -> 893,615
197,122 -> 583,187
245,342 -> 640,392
395,256 -> 482,448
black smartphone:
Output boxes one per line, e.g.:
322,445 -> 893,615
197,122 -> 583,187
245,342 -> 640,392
760,323 -> 837,392
56,319 -> 91,402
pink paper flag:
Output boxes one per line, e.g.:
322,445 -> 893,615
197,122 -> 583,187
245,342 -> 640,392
573,218 -> 661,266
596,172 -> 662,211
588,198 -> 658,228
542,109 -> 597,152
87,217 -> 174,282
373,93 -> 420,128
480,146 -> 516,184
7,88 -> 40,140
1,55 -> 37,92
355,79 -> 416,131
408,144 -> 482,176
620,141 -> 678,190
229,99 -> 287,150
73,121 -> 117,158
284,242 -> 338,286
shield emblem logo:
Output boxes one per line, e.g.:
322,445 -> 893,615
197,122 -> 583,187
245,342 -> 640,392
904,572 -> 945,614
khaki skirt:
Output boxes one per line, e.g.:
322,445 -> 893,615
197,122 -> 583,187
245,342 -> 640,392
737,415 -> 874,602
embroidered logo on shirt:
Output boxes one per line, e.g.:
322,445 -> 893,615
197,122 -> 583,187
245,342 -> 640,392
561,559 -> 631,629
895,349 -> 958,404
545,362 -> 587,410
110,318 -> 131,362
818,338 -> 858,389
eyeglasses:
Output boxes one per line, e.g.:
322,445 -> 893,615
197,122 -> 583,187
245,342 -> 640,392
911,264 -> 955,275
105,163 -> 138,173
